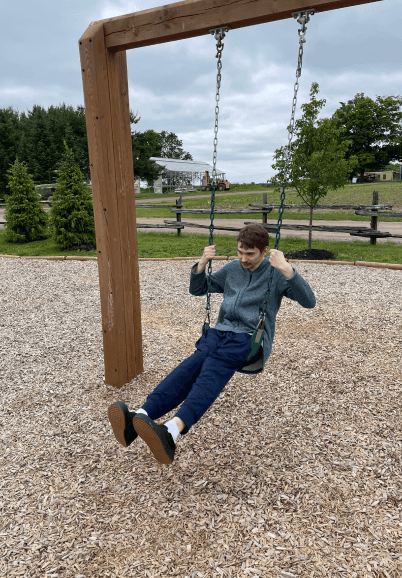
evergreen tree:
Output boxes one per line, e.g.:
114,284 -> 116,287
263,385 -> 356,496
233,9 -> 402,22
4,159 -> 49,243
17,105 -> 55,183
47,104 -> 90,179
0,103 -> 139,191
49,142 -> 96,250
0,107 -> 19,199
14,104 -> 90,184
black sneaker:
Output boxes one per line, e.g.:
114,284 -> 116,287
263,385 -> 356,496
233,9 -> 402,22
132,413 -> 175,465
108,401 -> 138,447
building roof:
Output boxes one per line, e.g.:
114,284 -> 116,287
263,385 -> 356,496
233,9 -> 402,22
150,157 -> 224,174
364,170 -> 398,174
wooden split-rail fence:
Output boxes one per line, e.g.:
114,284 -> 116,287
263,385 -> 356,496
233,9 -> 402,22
1,191 -> 401,245
136,190 -> 402,246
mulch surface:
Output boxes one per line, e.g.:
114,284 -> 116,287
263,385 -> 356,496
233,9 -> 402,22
1,258 -> 401,578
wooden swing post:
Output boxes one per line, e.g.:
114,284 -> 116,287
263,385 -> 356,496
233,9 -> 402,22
79,0 -> 383,388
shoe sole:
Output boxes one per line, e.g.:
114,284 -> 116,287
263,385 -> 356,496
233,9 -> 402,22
108,404 -> 129,447
132,416 -> 173,465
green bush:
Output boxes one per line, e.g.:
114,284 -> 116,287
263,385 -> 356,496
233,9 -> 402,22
49,142 -> 96,250
4,159 -> 49,243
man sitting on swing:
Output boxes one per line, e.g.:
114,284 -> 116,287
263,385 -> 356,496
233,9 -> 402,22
108,223 -> 316,465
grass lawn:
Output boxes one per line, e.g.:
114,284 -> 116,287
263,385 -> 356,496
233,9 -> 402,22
135,182 -> 402,222
0,228 -> 401,264
0,182 -> 401,263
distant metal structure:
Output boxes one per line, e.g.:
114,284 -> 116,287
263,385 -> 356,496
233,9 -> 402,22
150,157 -> 226,193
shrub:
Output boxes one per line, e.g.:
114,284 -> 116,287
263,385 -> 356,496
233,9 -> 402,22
4,160 -> 49,243
49,142 -> 96,250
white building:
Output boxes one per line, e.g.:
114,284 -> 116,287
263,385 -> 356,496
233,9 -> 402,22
149,157 -> 226,194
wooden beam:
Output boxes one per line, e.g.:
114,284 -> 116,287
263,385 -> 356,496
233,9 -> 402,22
79,0 -> 383,388
100,0 -> 383,51
79,23 -> 143,388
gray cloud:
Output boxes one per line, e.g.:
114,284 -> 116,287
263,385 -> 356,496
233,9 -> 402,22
1,0 -> 400,182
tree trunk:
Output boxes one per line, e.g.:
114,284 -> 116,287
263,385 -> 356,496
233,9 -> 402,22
308,204 -> 313,250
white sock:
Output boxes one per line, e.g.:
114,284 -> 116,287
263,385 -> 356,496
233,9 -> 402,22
164,420 -> 180,443
135,408 -> 148,416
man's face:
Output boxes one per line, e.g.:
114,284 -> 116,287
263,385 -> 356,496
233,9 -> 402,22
237,243 -> 268,272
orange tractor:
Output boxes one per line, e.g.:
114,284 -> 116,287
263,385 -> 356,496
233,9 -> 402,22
200,171 -> 230,192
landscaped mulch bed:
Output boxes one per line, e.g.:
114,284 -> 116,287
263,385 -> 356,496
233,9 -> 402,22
284,249 -> 337,261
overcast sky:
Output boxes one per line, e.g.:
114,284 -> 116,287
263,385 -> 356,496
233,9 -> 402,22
1,0 -> 400,183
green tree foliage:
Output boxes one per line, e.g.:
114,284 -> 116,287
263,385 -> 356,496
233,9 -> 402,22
0,107 -> 19,199
332,93 -> 402,178
49,142 -> 96,250
272,82 -> 358,250
0,104 -> 141,192
4,159 -> 49,243
382,162 -> 401,172
159,130 -> 193,160
132,129 -> 193,184
132,129 -> 164,184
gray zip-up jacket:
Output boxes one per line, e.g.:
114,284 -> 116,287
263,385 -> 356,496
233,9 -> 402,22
189,258 -> 316,370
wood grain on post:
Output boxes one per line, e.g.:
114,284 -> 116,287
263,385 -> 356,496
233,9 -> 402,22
262,193 -> 268,226
79,23 -> 143,387
370,190 -> 379,246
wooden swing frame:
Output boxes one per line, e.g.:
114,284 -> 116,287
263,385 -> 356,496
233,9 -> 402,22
78,0 -> 382,388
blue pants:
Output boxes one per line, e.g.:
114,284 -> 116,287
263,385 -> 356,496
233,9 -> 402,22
141,328 -> 253,435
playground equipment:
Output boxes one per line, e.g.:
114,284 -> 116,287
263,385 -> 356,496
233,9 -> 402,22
200,13 -> 313,374
79,0 -> 383,388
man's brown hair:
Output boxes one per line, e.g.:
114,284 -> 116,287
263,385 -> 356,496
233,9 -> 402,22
237,223 -> 269,253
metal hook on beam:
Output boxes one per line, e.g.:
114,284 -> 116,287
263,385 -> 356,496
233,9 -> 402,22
292,9 -> 316,39
209,26 -> 230,43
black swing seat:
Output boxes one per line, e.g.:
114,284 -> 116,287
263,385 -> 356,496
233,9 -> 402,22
237,326 -> 264,374
202,324 -> 264,374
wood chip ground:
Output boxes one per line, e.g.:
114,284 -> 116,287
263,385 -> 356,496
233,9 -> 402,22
0,257 -> 401,578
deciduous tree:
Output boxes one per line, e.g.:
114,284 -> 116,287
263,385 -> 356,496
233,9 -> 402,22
131,129 -> 193,185
332,93 -> 402,179
132,129 -> 164,185
160,130 -> 193,160
272,82 -> 358,250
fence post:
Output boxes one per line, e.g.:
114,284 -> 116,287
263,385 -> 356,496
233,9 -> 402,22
370,190 -> 378,246
262,193 -> 267,226
176,193 -> 182,237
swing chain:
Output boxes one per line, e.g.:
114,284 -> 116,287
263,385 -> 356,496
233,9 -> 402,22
203,27 -> 229,331
283,9 -> 315,185
210,26 -> 229,186
203,180 -> 215,328
259,10 -> 315,328
202,14 -> 313,347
